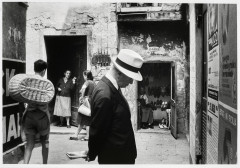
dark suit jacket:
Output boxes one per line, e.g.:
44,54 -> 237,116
88,76 -> 137,164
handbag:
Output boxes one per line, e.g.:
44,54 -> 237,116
78,97 -> 91,116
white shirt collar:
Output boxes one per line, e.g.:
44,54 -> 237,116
105,72 -> 118,89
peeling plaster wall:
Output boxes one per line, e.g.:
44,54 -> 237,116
26,2 -> 118,76
189,4 -> 203,164
3,3 -> 27,60
118,21 -> 189,132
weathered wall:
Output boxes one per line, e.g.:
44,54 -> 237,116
189,4 -> 203,164
26,2 -> 118,78
118,21 -> 189,133
2,2 -> 28,164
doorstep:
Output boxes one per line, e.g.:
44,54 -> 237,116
50,124 -> 86,135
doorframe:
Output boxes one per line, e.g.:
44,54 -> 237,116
41,32 -> 92,72
43,35 -> 89,125
170,62 -> 178,139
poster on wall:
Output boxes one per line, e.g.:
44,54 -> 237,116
219,4 -> 237,109
218,4 -> 237,164
207,4 -> 219,164
218,104 -> 237,163
2,59 -> 25,153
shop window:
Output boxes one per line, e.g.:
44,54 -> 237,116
138,63 -> 171,130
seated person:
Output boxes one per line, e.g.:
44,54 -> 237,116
138,87 -> 154,129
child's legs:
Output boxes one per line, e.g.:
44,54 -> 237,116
40,134 -> 49,164
24,134 -> 35,164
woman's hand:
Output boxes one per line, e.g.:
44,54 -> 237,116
72,77 -> 76,84
79,97 -> 84,104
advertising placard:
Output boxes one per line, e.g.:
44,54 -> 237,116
2,59 -> 25,153
3,105 -> 23,152
206,4 -> 219,164
219,4 -> 237,109
218,104 -> 237,163
2,59 -> 25,105
218,4 -> 237,164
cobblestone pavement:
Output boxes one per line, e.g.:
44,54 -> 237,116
20,125 -> 189,164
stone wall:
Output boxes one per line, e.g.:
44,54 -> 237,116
118,21 -> 189,133
26,2 -> 118,78
26,2 -> 190,133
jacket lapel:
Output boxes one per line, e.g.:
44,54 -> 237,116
101,76 -> 130,112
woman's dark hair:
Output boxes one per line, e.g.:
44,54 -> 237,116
83,70 -> 93,80
34,59 -> 47,73
64,69 -> 71,74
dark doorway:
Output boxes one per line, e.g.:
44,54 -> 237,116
138,63 -> 171,132
44,36 -> 87,126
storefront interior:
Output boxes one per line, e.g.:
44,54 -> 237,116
138,63 -> 171,130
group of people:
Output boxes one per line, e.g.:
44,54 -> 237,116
21,49 -> 144,164
52,68 -> 95,141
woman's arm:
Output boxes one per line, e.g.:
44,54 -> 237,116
56,79 -> 62,92
79,82 -> 88,103
69,77 -> 76,90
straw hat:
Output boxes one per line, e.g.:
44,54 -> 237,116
112,49 -> 144,81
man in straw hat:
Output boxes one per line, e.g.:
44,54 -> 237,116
87,49 -> 144,164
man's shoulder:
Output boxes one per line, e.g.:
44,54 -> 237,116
94,80 -> 112,98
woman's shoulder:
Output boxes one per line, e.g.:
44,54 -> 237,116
86,80 -> 95,85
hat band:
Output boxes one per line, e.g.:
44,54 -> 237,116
116,58 -> 140,73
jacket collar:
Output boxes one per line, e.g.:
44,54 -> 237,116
105,72 -> 118,89
101,76 -> 130,112
102,76 -> 118,94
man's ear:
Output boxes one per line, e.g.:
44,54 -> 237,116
117,71 -> 122,76
41,69 -> 46,77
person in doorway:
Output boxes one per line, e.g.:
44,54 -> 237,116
70,70 -> 95,141
22,59 -> 50,164
53,70 -> 76,128
138,87 -> 154,129
87,49 -> 144,164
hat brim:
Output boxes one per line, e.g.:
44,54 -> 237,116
112,58 -> 142,81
